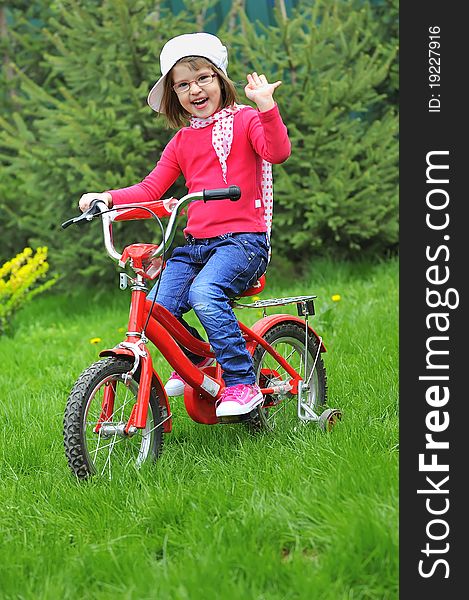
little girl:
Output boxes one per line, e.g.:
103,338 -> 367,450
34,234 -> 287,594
79,32 -> 291,418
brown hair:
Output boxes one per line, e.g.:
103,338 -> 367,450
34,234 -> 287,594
161,56 -> 238,129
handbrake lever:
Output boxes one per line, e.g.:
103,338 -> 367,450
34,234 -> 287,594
61,200 -> 107,229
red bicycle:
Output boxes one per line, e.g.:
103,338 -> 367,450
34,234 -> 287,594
62,186 -> 341,479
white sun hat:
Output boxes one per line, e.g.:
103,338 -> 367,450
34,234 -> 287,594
147,32 -> 229,113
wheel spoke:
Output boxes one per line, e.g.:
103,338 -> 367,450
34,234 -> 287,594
266,395 -> 295,422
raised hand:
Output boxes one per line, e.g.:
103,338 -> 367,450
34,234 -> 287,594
244,72 -> 282,112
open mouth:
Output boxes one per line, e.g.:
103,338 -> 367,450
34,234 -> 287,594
192,98 -> 208,108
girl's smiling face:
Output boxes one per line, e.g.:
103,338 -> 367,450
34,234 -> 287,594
171,63 -> 222,119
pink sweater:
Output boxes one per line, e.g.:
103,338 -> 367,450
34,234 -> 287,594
109,104 -> 291,238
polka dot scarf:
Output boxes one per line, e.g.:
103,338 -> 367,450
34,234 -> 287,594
190,104 -> 274,242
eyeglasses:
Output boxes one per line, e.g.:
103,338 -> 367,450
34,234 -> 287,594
172,73 -> 217,94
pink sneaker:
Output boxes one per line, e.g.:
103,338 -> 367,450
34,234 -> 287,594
215,383 -> 263,417
164,357 -> 214,397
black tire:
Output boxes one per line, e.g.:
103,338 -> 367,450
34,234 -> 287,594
249,321 -> 327,432
63,357 -> 163,479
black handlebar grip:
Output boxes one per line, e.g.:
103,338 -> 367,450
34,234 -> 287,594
203,185 -> 241,202
61,217 -> 75,229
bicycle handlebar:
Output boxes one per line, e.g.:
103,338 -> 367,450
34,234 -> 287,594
61,186 -> 242,263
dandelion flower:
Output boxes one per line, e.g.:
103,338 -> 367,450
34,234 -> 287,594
331,294 -> 341,302
117,327 -> 125,333
89,337 -> 102,345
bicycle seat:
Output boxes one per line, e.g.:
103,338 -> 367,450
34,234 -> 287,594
239,274 -> 266,297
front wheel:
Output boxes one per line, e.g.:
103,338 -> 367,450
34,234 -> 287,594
249,321 -> 327,432
63,357 -> 164,479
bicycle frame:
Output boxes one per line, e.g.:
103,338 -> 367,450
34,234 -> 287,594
99,276 -> 325,430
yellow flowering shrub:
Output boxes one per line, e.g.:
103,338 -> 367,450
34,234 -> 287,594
0,247 -> 58,336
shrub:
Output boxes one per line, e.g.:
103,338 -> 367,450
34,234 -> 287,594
0,247 -> 58,336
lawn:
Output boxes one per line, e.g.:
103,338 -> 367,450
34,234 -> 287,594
0,257 -> 398,599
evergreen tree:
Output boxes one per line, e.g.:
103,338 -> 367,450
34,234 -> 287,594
0,2 -> 58,260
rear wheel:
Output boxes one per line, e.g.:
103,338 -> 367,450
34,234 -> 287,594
249,321 -> 327,432
63,357 -> 163,479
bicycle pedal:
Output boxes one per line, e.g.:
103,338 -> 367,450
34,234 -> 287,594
217,410 -> 257,425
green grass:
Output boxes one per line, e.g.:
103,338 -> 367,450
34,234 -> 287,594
0,258 -> 398,599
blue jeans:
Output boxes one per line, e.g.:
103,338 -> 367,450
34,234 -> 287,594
148,232 -> 269,386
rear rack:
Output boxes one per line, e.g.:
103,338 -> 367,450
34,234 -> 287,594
233,295 -> 316,316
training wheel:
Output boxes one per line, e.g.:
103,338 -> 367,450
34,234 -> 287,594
318,408 -> 342,432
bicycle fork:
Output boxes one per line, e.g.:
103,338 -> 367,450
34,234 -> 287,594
97,281 -> 172,435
